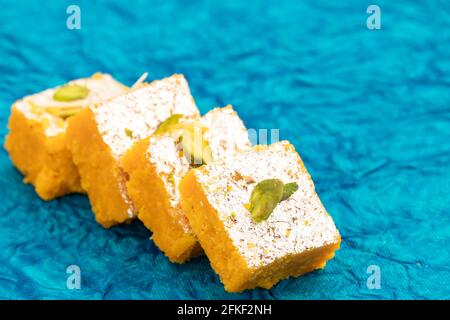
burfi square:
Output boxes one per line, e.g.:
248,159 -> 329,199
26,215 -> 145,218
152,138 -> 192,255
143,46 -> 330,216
122,105 -> 251,263
179,141 -> 341,292
66,74 -> 200,227
4,73 -> 127,200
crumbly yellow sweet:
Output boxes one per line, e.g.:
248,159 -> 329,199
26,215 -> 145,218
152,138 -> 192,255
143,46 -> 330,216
4,73 -> 127,200
179,141 -> 341,292
66,74 -> 200,227
122,106 -> 251,263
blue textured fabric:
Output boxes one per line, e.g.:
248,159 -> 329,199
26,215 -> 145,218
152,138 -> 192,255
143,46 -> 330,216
0,0 -> 449,300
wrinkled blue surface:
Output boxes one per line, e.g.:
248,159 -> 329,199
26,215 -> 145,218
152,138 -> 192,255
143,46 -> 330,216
0,0 -> 449,300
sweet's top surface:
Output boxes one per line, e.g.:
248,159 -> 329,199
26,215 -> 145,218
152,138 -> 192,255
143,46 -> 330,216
14,73 -> 127,136
192,141 -> 340,268
147,105 -> 251,233
93,74 -> 199,159
201,106 -> 252,162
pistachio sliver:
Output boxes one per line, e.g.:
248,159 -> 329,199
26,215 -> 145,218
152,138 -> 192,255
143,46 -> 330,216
53,84 -> 89,102
281,182 -> 299,201
45,106 -> 83,118
181,122 -> 213,165
124,128 -> 133,138
249,179 -> 284,223
168,173 -> 176,187
154,114 -> 183,135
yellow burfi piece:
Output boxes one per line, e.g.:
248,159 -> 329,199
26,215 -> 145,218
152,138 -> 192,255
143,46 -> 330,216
66,74 -> 200,228
179,141 -> 341,292
4,73 -> 127,200
122,106 -> 251,263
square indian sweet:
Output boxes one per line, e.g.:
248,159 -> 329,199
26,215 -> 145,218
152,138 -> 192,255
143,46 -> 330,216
122,105 -> 251,263
4,73 -> 128,200
179,141 -> 341,292
66,74 -> 200,227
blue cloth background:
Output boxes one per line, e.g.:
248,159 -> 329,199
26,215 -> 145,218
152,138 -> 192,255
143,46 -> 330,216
0,0 -> 449,300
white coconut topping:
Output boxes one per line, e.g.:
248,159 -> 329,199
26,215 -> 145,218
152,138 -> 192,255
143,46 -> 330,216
146,105 -> 251,233
14,73 -> 127,136
193,141 -> 341,268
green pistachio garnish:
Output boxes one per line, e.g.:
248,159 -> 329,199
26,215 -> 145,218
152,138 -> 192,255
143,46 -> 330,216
124,128 -> 133,138
169,173 -> 176,187
53,84 -> 89,102
181,121 -> 213,166
45,106 -> 83,118
249,179 -> 284,223
154,114 -> 183,135
282,182 -> 299,201
248,179 -> 299,223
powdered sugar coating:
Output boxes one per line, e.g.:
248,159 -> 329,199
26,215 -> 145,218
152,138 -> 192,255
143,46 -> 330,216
147,106 -> 251,233
193,141 -> 340,269
15,73 -> 127,136
93,74 -> 199,159
200,106 -> 252,162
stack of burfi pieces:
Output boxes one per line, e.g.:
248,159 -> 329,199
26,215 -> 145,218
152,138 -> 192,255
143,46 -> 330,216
5,72 -> 340,293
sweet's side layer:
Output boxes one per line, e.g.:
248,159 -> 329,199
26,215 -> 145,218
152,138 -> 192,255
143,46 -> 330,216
4,107 -> 83,200
180,170 -> 253,292
250,242 -> 340,290
122,139 -> 202,263
66,108 -> 131,227
180,170 -> 341,292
